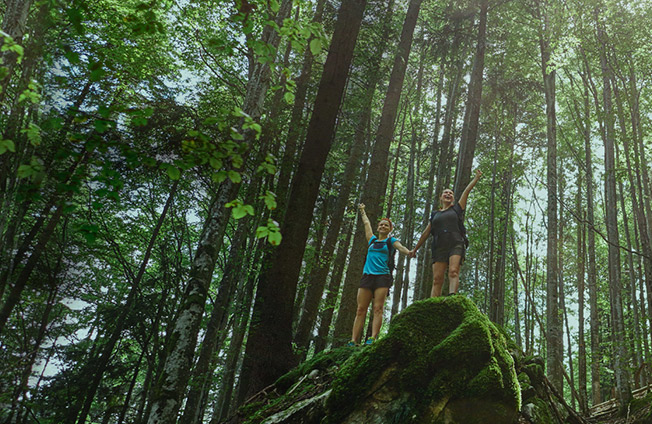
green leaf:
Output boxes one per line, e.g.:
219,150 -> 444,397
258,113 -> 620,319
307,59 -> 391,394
21,124 -> 41,146
269,0 -> 280,13
167,166 -> 181,180
132,116 -> 148,126
203,116 -> 220,125
209,157 -> 223,169
232,205 -> 248,219
212,171 -> 227,183
227,170 -> 242,183
268,231 -> 282,245
256,226 -> 270,238
232,204 -> 254,219
309,38 -> 321,56
64,49 -> 80,64
17,164 -> 34,178
0,139 -> 15,154
284,91 -> 295,104
90,68 -> 106,82
230,128 -> 244,141
98,104 -> 111,118
94,119 -> 111,133
259,191 -> 277,210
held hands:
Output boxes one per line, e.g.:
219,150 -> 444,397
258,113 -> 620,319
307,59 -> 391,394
474,169 -> 483,180
408,249 -> 417,259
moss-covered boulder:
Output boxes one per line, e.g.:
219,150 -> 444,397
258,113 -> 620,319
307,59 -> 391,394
324,295 -> 521,423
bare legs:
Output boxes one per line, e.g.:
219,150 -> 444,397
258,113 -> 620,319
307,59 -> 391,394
371,288 -> 389,338
351,287 -> 389,343
431,254 -> 462,297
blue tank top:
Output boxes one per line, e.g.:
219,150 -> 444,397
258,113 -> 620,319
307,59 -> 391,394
363,235 -> 398,275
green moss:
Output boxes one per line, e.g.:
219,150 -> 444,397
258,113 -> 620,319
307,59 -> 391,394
236,348 -> 358,424
274,345 -> 357,391
240,382 -> 317,424
523,361 -> 545,386
324,296 -> 521,423
529,396 -> 554,424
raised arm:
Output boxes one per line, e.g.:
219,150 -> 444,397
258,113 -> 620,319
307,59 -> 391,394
358,203 -> 374,242
408,222 -> 431,258
458,169 -> 482,210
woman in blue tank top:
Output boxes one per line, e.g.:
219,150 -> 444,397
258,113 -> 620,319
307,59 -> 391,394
410,169 -> 482,297
348,203 -> 410,346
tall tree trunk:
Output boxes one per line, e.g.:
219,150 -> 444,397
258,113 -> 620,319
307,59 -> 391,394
294,191 -> 333,328
313,218 -> 354,354
0,0 -> 34,106
332,0 -> 424,344
453,0 -> 488,196
420,30 -> 465,301
75,182 -> 178,424
210,249 -> 259,423
595,6 -> 632,407
237,0 -> 368,399
415,61 -> 444,300
623,64 -> 652,346
576,173 -> 588,414
145,3 -> 292,420
578,58 -> 602,406
400,38 -> 424,309
612,80 -> 646,387
535,0 -> 563,394
179,214 -> 255,424
273,0 -> 327,217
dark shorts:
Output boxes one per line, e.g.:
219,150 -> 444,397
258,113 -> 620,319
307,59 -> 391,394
432,242 -> 465,263
359,274 -> 393,292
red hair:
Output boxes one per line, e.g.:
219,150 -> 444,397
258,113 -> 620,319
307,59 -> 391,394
378,217 -> 393,230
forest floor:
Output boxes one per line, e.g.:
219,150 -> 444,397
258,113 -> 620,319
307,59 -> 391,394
583,385 -> 652,423
586,405 -> 651,424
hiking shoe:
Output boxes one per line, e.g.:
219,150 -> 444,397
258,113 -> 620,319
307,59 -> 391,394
365,337 -> 375,345
346,341 -> 357,347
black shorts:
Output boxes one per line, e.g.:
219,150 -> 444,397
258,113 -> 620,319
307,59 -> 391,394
359,274 -> 393,292
431,242 -> 465,263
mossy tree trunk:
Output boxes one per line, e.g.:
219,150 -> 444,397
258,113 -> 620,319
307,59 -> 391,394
179,210 -> 258,424
0,0 -> 34,106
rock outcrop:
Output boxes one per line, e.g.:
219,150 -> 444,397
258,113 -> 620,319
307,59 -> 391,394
232,295 -> 521,424
325,295 -> 521,423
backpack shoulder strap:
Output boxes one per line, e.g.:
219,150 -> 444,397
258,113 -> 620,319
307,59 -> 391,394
386,237 -> 394,251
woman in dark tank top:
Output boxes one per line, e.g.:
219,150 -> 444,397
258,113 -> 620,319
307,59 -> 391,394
410,169 -> 482,297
